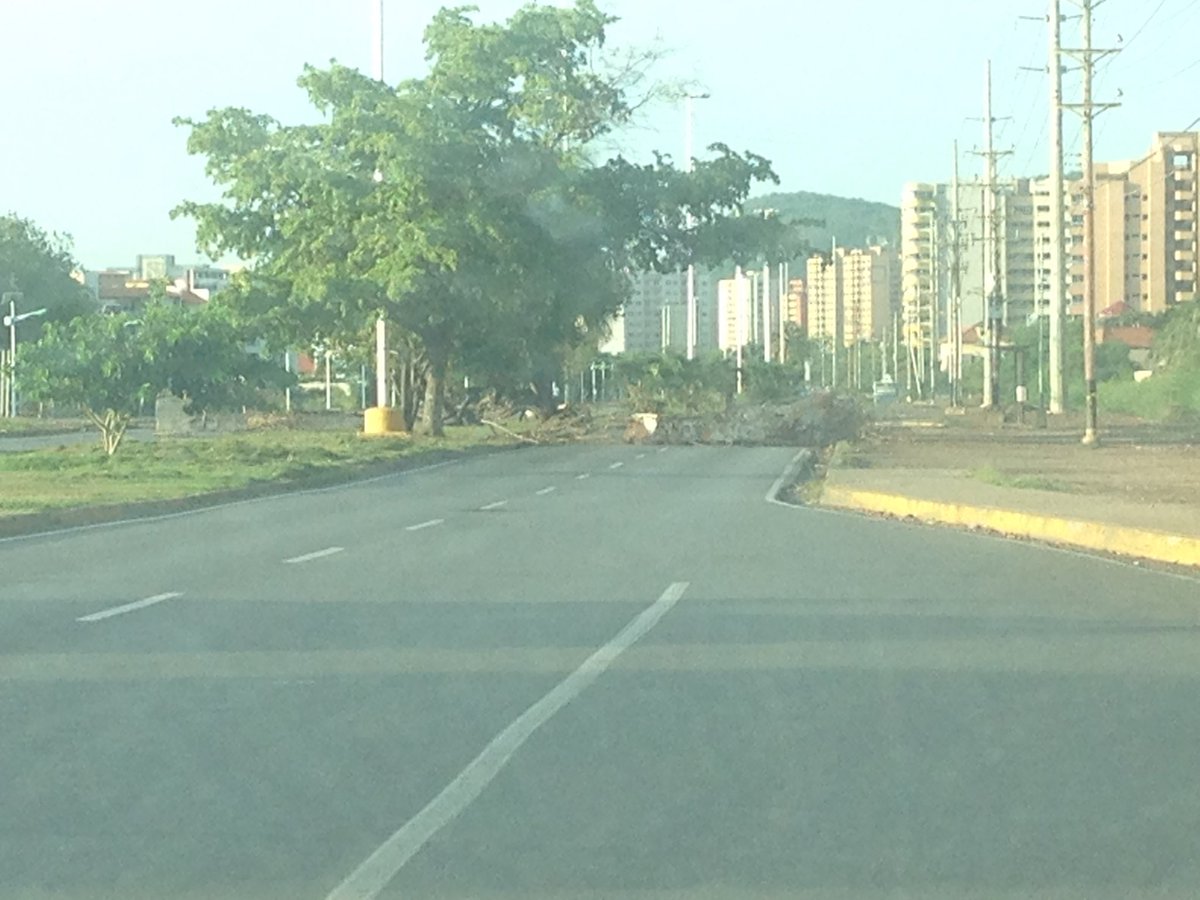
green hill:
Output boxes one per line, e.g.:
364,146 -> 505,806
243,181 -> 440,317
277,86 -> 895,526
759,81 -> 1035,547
747,190 -> 901,252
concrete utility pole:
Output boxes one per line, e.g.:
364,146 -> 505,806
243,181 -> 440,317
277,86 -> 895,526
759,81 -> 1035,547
1063,0 -> 1119,446
973,61 -> 1013,409
950,142 -> 965,406
1047,0 -> 1068,414
930,212 -> 940,399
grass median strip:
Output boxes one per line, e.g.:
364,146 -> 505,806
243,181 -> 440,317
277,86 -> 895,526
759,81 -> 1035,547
0,425 -> 513,519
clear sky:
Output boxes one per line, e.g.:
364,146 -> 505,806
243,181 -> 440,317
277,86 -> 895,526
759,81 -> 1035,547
2,0 -> 1197,269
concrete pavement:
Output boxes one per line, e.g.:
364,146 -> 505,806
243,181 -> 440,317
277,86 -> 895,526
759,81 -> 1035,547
3,443 -> 1200,898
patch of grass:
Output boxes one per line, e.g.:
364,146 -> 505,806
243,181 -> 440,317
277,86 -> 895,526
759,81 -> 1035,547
827,441 -> 873,469
0,425 -> 512,518
0,417 -> 87,436
971,464 -> 1072,493
1099,369 -> 1200,423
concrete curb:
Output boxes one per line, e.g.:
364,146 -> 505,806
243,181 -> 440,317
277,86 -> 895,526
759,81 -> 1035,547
821,484 -> 1200,569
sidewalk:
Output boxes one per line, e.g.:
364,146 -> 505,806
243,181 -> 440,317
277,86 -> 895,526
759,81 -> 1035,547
819,412 -> 1200,568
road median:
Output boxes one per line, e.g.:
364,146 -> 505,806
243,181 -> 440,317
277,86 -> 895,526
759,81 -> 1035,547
821,482 -> 1200,568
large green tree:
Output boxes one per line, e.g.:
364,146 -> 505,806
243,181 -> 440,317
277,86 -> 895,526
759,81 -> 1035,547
174,1 -> 787,435
0,213 -> 93,339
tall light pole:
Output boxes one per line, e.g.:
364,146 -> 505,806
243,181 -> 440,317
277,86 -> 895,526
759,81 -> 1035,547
367,0 -> 393,431
683,92 -> 710,361
2,291 -> 47,419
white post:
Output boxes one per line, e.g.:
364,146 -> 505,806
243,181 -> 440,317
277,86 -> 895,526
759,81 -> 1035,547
735,266 -> 745,394
7,298 -> 15,418
685,93 -> 696,361
284,351 -> 292,413
371,0 -> 390,415
683,93 -> 709,360
778,261 -> 787,364
325,350 -> 333,411
761,263 -> 771,362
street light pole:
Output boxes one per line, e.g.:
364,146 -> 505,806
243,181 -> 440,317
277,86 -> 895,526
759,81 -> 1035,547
2,292 -> 45,418
367,0 -> 394,431
683,92 -> 710,361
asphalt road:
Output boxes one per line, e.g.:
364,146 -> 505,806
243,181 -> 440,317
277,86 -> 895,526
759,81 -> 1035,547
3,443 -> 1200,899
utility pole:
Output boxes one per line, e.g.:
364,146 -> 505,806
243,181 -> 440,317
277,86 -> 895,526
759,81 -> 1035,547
950,143 -> 965,406
1048,0 -> 1068,414
683,93 -> 709,361
1063,0 -> 1119,446
972,61 -> 1013,409
930,212 -> 940,399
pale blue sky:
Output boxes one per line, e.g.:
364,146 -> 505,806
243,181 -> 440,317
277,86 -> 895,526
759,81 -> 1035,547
2,0 -> 1197,268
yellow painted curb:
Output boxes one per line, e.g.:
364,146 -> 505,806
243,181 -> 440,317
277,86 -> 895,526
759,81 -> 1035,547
821,485 -> 1200,568
363,406 -> 407,436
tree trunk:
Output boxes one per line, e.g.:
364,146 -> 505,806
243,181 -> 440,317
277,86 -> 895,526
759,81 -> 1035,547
420,347 -> 447,437
87,408 -> 130,456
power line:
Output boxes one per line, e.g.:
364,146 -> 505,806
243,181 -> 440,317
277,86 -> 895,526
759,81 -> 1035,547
1119,0 -> 1170,50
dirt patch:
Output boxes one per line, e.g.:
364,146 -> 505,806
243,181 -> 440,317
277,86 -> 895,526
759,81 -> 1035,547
855,421 -> 1200,508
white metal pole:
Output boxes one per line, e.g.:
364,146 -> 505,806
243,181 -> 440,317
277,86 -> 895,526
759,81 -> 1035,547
284,351 -> 292,413
371,0 -> 389,413
761,263 -> 771,363
735,266 -> 745,394
325,350 -> 333,411
778,262 -> 787,364
684,94 -> 696,361
7,298 -> 15,418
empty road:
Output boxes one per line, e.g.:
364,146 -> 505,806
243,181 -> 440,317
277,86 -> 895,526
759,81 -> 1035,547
3,443 -> 1199,899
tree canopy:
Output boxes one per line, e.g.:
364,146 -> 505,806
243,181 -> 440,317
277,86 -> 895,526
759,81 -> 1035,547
21,301 -> 288,454
174,0 -> 789,434
0,213 -> 93,340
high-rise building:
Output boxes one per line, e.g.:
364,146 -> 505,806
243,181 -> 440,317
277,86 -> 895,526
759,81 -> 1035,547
1062,131 -> 1199,314
616,267 -> 729,355
807,246 -> 896,349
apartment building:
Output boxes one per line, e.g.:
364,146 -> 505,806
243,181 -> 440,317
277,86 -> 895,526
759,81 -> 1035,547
901,178 -> 1039,342
1063,131 -> 1199,314
618,268 -> 727,355
807,246 -> 896,348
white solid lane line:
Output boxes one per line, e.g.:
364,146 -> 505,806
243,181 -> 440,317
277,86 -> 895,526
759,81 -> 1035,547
285,547 -> 345,564
576,473 -> 591,480
479,500 -> 508,511
324,581 -> 690,900
535,486 -> 557,496
609,461 -> 624,470
77,592 -> 184,623
405,519 -> 445,532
